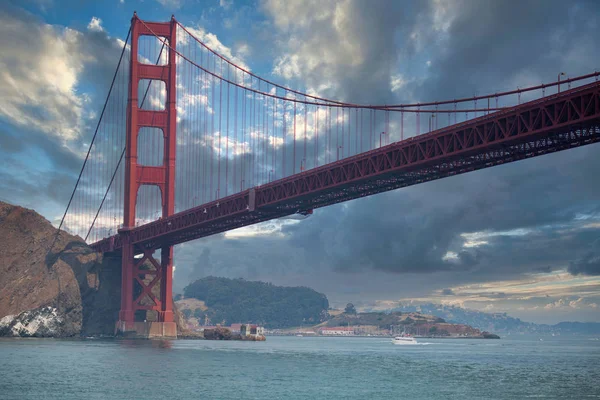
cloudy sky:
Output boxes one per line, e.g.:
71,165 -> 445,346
1,0 -> 600,324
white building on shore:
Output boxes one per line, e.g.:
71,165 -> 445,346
319,327 -> 354,336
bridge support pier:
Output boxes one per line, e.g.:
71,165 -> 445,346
157,246 -> 174,323
114,234 -> 177,339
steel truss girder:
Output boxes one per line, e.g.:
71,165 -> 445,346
91,81 -> 600,253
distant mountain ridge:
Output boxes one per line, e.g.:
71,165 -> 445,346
375,303 -> 600,334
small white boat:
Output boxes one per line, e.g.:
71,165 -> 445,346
296,334 -> 303,337
392,334 -> 417,345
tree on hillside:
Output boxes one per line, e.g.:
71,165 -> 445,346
344,303 -> 357,314
182,309 -> 192,319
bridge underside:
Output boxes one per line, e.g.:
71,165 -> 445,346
91,81 -> 600,254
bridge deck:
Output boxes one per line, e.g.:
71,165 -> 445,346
91,81 -> 600,253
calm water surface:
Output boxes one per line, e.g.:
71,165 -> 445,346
1,336 -> 599,399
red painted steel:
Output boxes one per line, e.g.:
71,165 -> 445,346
118,14 -> 177,325
92,80 -> 600,254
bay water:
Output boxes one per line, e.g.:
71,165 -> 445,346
1,335 -> 598,399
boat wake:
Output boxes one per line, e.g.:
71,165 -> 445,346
383,340 -> 436,346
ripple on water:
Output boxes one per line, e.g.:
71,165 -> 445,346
0,336 -> 599,399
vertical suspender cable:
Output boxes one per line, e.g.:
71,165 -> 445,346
49,28 -> 131,251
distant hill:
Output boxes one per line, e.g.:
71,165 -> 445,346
552,322 -> 600,335
326,311 -> 444,328
381,303 -> 600,335
181,277 -> 330,329
324,311 -> 489,337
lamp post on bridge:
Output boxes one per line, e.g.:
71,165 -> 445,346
379,131 -> 386,148
337,146 -> 343,161
558,72 -> 566,93
300,158 -> 306,172
268,169 -> 274,182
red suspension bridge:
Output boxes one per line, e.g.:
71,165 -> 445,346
55,14 -> 600,337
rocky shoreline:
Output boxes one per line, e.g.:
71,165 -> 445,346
203,327 -> 266,341
0,306 -> 66,337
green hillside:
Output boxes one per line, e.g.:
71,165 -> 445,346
182,277 -> 330,328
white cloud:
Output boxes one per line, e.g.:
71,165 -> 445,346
568,297 -> 584,308
463,239 -> 488,248
177,26 -> 250,72
236,42 -> 250,58
156,0 -> 182,8
264,0 -> 333,30
224,219 -> 299,239
0,16 -> 95,145
87,17 -> 104,32
273,53 -> 302,80
544,298 -> 567,309
442,251 -> 458,261
542,297 -> 596,310
430,0 -> 455,33
220,0 -> 233,10
306,82 -> 335,98
267,0 -> 366,84
390,74 -> 406,92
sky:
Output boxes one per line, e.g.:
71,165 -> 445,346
1,0 -> 600,324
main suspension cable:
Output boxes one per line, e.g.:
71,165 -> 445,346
176,18 -> 599,110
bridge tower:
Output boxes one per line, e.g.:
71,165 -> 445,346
116,13 -> 177,338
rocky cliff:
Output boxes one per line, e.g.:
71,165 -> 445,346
0,201 -> 189,338
0,201 -> 123,337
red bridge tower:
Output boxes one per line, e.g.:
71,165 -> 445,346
116,14 -> 177,338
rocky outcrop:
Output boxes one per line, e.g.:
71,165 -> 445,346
0,202 -> 122,337
481,331 -> 501,339
203,327 -> 266,341
203,327 -> 234,340
0,306 -> 65,337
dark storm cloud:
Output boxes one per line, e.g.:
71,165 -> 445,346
272,146 -> 600,280
569,251 -> 600,276
414,0 -> 600,101
173,0 -> 600,301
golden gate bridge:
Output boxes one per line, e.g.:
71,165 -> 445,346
52,13 -> 600,337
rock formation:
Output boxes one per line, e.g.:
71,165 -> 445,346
0,201 -> 122,337
0,201 -> 187,338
